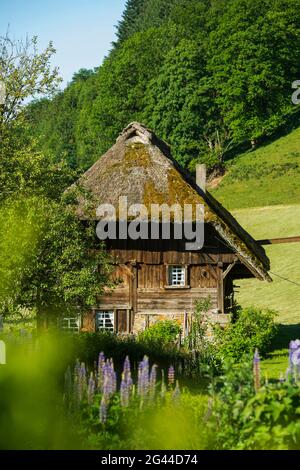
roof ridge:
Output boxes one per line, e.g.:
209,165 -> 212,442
117,122 -> 153,143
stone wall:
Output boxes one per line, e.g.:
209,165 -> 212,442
133,312 -> 186,334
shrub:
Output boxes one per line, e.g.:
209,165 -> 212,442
185,298 -> 212,351
210,350 -> 300,450
138,320 -> 181,348
237,383 -> 300,450
213,306 -> 278,362
209,358 -> 255,449
182,298 -> 221,376
70,331 -> 185,375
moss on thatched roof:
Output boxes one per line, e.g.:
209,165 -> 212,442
71,122 -> 271,282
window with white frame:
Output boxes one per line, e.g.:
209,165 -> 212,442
60,316 -> 80,332
96,311 -> 114,332
168,265 -> 186,287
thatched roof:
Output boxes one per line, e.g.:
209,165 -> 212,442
71,122 -> 271,282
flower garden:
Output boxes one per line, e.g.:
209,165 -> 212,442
1,306 -> 300,450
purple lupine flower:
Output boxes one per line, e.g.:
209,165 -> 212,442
73,360 -> 83,405
87,372 -> 96,405
99,396 -> 108,424
292,349 -> 300,381
103,362 -> 112,397
149,364 -> 157,399
137,356 -> 150,408
99,360 -> 116,422
253,349 -> 260,393
102,359 -> 117,398
97,352 -> 106,392
290,339 -> 300,350
120,378 -> 131,407
123,356 -> 131,382
289,340 -> 300,368
74,359 -> 81,382
120,356 -> 133,408
288,340 -> 300,381
168,366 -> 175,386
137,361 -> 143,397
110,359 -> 117,394
291,347 -> 300,366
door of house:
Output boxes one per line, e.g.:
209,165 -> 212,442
116,310 -> 128,333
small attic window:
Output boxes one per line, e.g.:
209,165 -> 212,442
60,316 -> 81,333
168,265 -> 187,287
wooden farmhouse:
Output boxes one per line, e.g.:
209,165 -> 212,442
66,122 -> 271,335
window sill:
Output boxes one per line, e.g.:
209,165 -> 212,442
164,285 -> 191,290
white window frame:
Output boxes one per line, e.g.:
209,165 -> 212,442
168,265 -> 187,287
96,310 -> 115,332
60,316 -> 81,332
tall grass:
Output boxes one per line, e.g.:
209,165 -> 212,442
0,334 -> 80,449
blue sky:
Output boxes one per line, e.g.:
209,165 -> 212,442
1,0 -> 126,87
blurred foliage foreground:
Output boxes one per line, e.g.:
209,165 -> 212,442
0,332 -> 300,450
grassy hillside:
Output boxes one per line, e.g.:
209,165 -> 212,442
209,126 -> 300,326
231,205 -> 300,325
232,206 -> 300,378
211,127 -> 300,210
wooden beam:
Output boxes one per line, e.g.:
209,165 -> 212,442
258,236 -> 300,245
217,264 -> 224,314
222,260 -> 238,280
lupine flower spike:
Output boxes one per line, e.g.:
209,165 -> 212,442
87,373 -> 95,405
138,356 -> 149,404
120,356 -> 133,408
168,366 -> 175,387
161,370 -> 166,399
99,396 -> 108,424
288,340 -> 300,382
149,364 -> 157,400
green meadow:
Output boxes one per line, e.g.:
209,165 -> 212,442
212,127 -> 300,210
211,128 -> 300,378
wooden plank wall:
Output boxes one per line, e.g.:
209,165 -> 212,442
137,287 -> 218,313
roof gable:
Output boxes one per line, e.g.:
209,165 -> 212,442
71,122 -> 271,282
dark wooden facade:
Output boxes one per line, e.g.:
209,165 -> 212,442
82,224 -> 251,334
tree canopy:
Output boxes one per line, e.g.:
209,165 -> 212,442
25,0 -> 300,172
0,34 -> 113,320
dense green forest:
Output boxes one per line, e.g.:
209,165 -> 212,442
1,0 -> 300,323
26,0 -> 300,172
